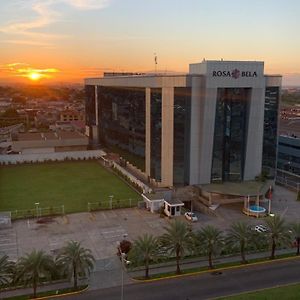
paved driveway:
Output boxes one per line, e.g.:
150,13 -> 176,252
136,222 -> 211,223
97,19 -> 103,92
0,185 -> 298,261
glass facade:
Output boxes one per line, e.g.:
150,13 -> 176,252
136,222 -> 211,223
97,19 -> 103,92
150,88 -> 162,181
85,85 -> 96,127
262,87 -> 280,177
211,88 -> 249,182
173,88 -> 191,185
98,86 -> 146,171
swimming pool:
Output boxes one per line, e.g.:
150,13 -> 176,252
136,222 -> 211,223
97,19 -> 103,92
249,205 -> 266,213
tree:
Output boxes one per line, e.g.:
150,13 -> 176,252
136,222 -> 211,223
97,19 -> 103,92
160,220 -> 193,274
128,234 -> 159,279
226,221 -> 253,264
56,241 -> 95,289
0,255 -> 15,289
264,216 -> 291,259
197,225 -> 224,269
290,222 -> 300,255
16,250 -> 54,298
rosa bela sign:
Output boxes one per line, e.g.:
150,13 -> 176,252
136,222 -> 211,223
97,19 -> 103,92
212,69 -> 257,79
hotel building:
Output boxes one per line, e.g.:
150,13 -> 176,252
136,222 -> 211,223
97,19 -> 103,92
85,60 -> 281,187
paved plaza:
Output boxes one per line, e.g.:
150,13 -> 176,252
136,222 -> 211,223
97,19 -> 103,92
0,185 -> 298,262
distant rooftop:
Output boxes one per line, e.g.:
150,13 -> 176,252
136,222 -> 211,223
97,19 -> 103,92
14,130 -> 85,141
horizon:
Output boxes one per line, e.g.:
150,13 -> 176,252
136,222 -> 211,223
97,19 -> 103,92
1,0 -> 300,86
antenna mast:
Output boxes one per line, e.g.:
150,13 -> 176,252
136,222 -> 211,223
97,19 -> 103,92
154,53 -> 158,74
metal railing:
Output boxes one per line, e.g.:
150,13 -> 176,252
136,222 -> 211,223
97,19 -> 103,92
87,198 -> 138,212
276,169 -> 300,192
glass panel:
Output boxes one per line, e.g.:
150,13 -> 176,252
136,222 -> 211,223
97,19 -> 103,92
262,87 -> 279,177
98,86 -> 146,171
173,87 -> 191,185
85,85 -> 96,126
211,88 -> 249,182
150,88 -> 162,181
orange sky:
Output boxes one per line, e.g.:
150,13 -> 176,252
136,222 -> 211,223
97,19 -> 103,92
1,0 -> 300,86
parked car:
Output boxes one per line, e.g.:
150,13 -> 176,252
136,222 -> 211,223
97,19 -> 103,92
254,225 -> 268,233
184,212 -> 198,222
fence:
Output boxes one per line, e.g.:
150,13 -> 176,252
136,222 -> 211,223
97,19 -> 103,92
0,150 -> 105,165
112,161 -> 152,194
0,212 -> 11,228
276,169 -> 300,192
10,205 -> 65,220
88,198 -> 138,212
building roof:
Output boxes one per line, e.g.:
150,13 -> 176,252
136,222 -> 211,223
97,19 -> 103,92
199,180 -> 272,197
14,130 -> 85,141
142,193 -> 165,201
164,198 -> 184,206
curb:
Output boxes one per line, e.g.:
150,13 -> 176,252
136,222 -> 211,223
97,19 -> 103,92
131,255 -> 300,283
33,285 -> 89,300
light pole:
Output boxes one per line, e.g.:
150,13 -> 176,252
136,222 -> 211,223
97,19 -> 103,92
120,252 -> 130,300
35,202 -> 39,220
109,195 -> 114,210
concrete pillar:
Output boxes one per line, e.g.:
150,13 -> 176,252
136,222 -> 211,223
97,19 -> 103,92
145,88 -> 151,176
244,87 -> 265,180
161,87 -> 174,187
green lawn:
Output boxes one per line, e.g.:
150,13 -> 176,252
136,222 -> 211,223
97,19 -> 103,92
0,161 -> 140,214
219,283 -> 300,299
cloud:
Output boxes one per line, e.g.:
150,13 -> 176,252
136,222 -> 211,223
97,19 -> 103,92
0,39 -> 54,47
0,0 -> 111,46
63,0 -> 111,10
0,63 -> 59,80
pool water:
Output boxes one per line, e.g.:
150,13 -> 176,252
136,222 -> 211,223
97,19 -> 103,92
249,205 -> 266,213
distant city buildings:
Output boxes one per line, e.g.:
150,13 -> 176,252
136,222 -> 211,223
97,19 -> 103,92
85,60 -> 282,187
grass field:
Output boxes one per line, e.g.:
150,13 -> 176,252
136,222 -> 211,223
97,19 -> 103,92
0,161 -> 140,214
220,283 -> 300,299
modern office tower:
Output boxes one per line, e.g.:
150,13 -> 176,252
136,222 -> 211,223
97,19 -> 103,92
85,60 -> 281,187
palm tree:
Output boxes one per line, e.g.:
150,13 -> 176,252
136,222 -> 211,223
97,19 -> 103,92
226,221 -> 253,264
16,250 -> 54,298
0,255 -> 15,289
197,225 -> 223,269
56,241 -> 95,289
290,222 -> 300,255
128,234 -> 159,279
264,215 -> 291,259
160,220 -> 193,274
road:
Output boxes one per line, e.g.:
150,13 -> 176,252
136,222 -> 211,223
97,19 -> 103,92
61,258 -> 300,300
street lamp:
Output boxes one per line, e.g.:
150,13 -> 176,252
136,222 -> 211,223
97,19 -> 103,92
109,195 -> 114,210
35,202 -> 39,219
120,252 -> 130,300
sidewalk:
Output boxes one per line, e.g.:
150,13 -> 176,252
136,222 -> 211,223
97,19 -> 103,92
128,248 -> 297,278
1,249 -> 298,299
1,281 -> 74,299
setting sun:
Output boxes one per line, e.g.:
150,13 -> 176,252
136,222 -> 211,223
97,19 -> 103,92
29,72 -> 42,81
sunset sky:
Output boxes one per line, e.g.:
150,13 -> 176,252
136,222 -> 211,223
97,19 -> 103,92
0,0 -> 300,85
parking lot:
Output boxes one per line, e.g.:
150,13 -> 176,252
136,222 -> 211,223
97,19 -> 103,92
0,185 -> 298,262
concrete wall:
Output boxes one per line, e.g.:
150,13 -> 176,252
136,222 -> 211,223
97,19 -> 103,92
145,87 -> 151,176
0,150 -> 105,164
189,76 -> 204,184
12,138 -> 89,153
244,87 -> 265,179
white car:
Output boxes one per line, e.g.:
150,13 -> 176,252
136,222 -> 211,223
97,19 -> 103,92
254,225 -> 268,233
184,212 -> 198,222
